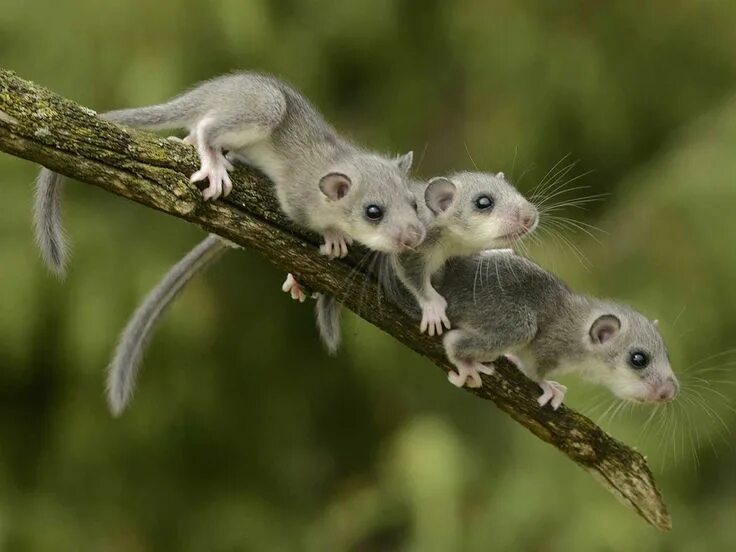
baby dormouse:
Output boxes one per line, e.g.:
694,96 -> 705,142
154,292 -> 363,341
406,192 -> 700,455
33,72 -> 425,276
393,171 -> 538,335
435,253 -> 678,408
285,171 -> 538,340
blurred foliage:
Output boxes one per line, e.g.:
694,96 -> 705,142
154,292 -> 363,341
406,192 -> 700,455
2,0 -> 736,550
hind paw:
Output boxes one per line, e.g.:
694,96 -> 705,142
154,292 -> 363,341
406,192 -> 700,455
191,151 -> 234,200
447,360 -> 495,388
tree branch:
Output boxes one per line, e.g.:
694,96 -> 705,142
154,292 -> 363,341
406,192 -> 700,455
0,69 -> 671,531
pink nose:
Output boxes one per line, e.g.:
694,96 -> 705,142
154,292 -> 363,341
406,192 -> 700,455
400,225 -> 424,249
653,378 -> 679,402
519,209 -> 538,231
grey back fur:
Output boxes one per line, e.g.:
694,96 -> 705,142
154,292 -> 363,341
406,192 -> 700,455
34,72 -> 422,274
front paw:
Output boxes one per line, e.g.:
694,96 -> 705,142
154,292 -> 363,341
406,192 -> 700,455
537,380 -> 567,410
420,296 -> 451,336
320,229 -> 353,259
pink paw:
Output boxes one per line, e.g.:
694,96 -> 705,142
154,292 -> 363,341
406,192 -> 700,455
281,273 -> 307,303
320,229 -> 353,258
447,360 -> 495,388
537,380 -> 567,410
191,154 -> 234,200
420,295 -> 451,336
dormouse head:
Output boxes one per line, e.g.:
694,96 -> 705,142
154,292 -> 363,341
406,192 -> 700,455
318,151 -> 425,253
424,171 -> 538,252
579,303 -> 678,403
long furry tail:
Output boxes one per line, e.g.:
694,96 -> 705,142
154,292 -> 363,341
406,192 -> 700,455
33,168 -> 68,277
106,234 -> 227,416
315,294 -> 342,355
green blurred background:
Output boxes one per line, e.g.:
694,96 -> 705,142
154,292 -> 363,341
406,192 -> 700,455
2,0 -> 736,550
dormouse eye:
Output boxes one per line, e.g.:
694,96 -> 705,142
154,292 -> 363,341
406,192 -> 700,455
474,195 -> 495,211
628,351 -> 650,369
365,204 -> 384,221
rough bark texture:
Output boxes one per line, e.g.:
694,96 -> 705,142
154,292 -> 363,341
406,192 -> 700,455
0,69 -> 671,531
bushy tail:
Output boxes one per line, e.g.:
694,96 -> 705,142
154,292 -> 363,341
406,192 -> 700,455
315,294 -> 342,355
106,234 -> 227,416
33,168 -> 68,277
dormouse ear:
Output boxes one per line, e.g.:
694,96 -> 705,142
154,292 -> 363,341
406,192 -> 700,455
589,314 -> 621,345
425,177 -> 457,215
319,173 -> 352,201
396,151 -> 414,175
496,172 -> 505,179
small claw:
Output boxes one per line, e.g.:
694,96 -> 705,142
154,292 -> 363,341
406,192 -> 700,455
221,156 -> 234,171
204,180 -> 222,201
190,169 -> 208,183
222,171 -> 233,197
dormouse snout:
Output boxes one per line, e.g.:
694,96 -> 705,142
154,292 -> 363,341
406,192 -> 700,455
397,223 -> 425,250
518,206 -> 539,233
648,377 -> 679,403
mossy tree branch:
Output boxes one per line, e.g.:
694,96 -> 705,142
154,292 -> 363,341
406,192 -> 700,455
0,69 -> 671,531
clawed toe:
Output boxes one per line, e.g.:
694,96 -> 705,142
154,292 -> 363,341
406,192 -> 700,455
321,230 -> 351,259
191,156 -> 233,200
447,360 -> 494,388
537,380 -> 567,410
420,298 -> 451,336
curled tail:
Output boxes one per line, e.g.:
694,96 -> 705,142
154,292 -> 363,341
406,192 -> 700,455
33,168 -> 68,277
106,234 -> 227,416
315,294 -> 342,355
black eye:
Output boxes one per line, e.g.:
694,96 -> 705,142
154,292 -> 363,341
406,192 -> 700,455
474,195 -> 495,211
365,204 -> 383,221
629,351 -> 650,369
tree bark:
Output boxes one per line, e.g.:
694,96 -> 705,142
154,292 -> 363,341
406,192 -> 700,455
0,69 -> 671,531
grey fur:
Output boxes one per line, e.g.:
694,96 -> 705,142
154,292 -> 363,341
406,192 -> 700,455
314,172 -> 540,348
106,234 -> 226,416
315,294 -> 342,355
313,248 -> 677,403
432,253 -> 677,403
33,169 -> 67,277
34,72 -> 425,274
393,172 -> 538,335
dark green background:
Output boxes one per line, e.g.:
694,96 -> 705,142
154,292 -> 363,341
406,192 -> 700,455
2,1 -> 736,550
